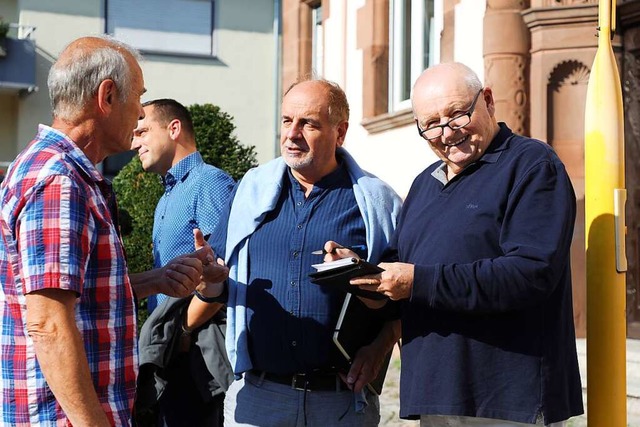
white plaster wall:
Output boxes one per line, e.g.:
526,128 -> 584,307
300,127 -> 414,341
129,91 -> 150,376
454,0 -> 485,81
5,0 -> 277,166
322,0 -> 490,198
0,0 -> 21,164
347,125 -> 436,199
321,0 -> 347,87
16,4 -> 113,153
323,0 -> 438,199
141,0 -> 276,164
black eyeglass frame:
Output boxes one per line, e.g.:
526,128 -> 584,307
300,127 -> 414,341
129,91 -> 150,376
415,89 -> 484,145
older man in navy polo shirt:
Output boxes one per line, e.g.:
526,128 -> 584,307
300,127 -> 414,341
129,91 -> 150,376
189,78 -> 403,426
353,63 -> 584,426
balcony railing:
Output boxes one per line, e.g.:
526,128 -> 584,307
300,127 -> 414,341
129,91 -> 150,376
0,23 -> 37,94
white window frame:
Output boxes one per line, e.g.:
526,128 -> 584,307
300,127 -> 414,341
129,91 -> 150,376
389,0 -> 442,112
311,4 -> 324,76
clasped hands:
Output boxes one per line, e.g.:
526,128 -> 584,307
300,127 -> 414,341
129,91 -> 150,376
322,240 -> 414,301
158,228 -> 228,299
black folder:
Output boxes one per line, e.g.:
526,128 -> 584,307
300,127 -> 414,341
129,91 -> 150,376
332,294 -> 393,395
308,258 -> 387,300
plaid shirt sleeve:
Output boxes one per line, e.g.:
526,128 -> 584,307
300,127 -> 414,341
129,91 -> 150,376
17,174 -> 93,295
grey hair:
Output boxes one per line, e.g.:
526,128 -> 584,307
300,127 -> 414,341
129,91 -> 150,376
48,35 -> 142,121
284,76 -> 350,124
462,68 -> 484,94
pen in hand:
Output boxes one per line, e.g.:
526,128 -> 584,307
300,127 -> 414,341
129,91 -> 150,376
311,244 -> 367,255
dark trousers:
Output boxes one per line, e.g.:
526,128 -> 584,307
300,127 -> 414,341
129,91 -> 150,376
158,352 -> 225,427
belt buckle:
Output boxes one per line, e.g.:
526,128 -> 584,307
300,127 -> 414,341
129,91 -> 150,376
291,373 -> 308,391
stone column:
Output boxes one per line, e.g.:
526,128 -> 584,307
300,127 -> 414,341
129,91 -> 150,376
522,2 -> 600,338
282,0 -> 324,90
357,0 -> 389,119
483,0 -> 531,135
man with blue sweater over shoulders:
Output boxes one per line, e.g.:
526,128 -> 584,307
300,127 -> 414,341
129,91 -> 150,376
352,63 -> 584,426
191,78 -> 403,426
131,98 -> 235,426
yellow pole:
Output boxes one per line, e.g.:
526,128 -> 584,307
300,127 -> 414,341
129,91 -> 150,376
585,0 -> 627,425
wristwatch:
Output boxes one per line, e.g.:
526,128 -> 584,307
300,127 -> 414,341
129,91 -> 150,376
194,289 -> 219,303
181,314 -> 193,336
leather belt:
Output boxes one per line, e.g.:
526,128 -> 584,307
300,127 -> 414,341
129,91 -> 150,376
249,370 -> 346,392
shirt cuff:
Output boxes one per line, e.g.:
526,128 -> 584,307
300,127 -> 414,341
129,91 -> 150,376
410,264 -> 437,307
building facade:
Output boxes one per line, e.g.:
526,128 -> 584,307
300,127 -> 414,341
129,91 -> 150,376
280,0 -> 640,340
3,0 -> 640,341
0,0 -> 279,173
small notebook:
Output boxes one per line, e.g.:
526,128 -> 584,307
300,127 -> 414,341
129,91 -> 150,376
311,257 -> 363,272
309,258 -> 387,300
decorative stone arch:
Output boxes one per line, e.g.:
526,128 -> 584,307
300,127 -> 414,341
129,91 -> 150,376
547,59 -> 590,91
546,59 -> 590,176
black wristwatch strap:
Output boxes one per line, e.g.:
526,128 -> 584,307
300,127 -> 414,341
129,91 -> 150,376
194,290 -> 220,303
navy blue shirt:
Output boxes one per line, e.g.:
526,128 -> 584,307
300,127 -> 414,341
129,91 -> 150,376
210,163 -> 367,374
149,152 -> 235,312
393,124 -> 583,424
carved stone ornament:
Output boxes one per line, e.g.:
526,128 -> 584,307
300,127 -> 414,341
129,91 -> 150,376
547,60 -> 590,92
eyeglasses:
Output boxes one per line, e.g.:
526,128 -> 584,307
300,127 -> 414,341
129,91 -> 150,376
416,89 -> 484,145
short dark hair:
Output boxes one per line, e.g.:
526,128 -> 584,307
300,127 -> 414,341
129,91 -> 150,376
284,77 -> 350,124
142,98 -> 194,137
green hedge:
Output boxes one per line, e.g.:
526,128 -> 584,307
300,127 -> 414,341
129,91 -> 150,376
113,104 -> 258,318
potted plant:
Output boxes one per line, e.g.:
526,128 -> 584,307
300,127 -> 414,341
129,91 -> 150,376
0,17 -> 10,57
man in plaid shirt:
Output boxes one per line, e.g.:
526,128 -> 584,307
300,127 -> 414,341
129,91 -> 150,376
0,36 -> 211,426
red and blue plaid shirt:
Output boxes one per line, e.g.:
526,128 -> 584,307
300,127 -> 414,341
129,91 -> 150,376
0,125 -> 138,426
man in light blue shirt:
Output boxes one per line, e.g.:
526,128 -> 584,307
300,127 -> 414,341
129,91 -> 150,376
131,98 -> 235,426
132,99 -> 235,312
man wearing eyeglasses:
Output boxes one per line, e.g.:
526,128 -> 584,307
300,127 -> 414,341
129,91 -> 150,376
351,62 -> 584,426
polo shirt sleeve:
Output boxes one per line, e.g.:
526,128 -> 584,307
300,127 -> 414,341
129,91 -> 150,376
195,170 -> 235,238
411,158 -> 576,313
17,174 -> 93,295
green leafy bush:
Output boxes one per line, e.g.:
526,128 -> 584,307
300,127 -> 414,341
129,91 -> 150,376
0,17 -> 10,39
190,104 -> 258,181
113,104 -> 258,317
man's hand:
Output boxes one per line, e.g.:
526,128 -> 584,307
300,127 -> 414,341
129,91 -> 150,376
322,240 -> 359,262
130,233 -> 213,299
322,240 -> 386,308
339,319 -> 400,394
159,251 -> 206,298
193,229 -> 228,298
350,262 -> 415,301
340,342 -> 386,394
